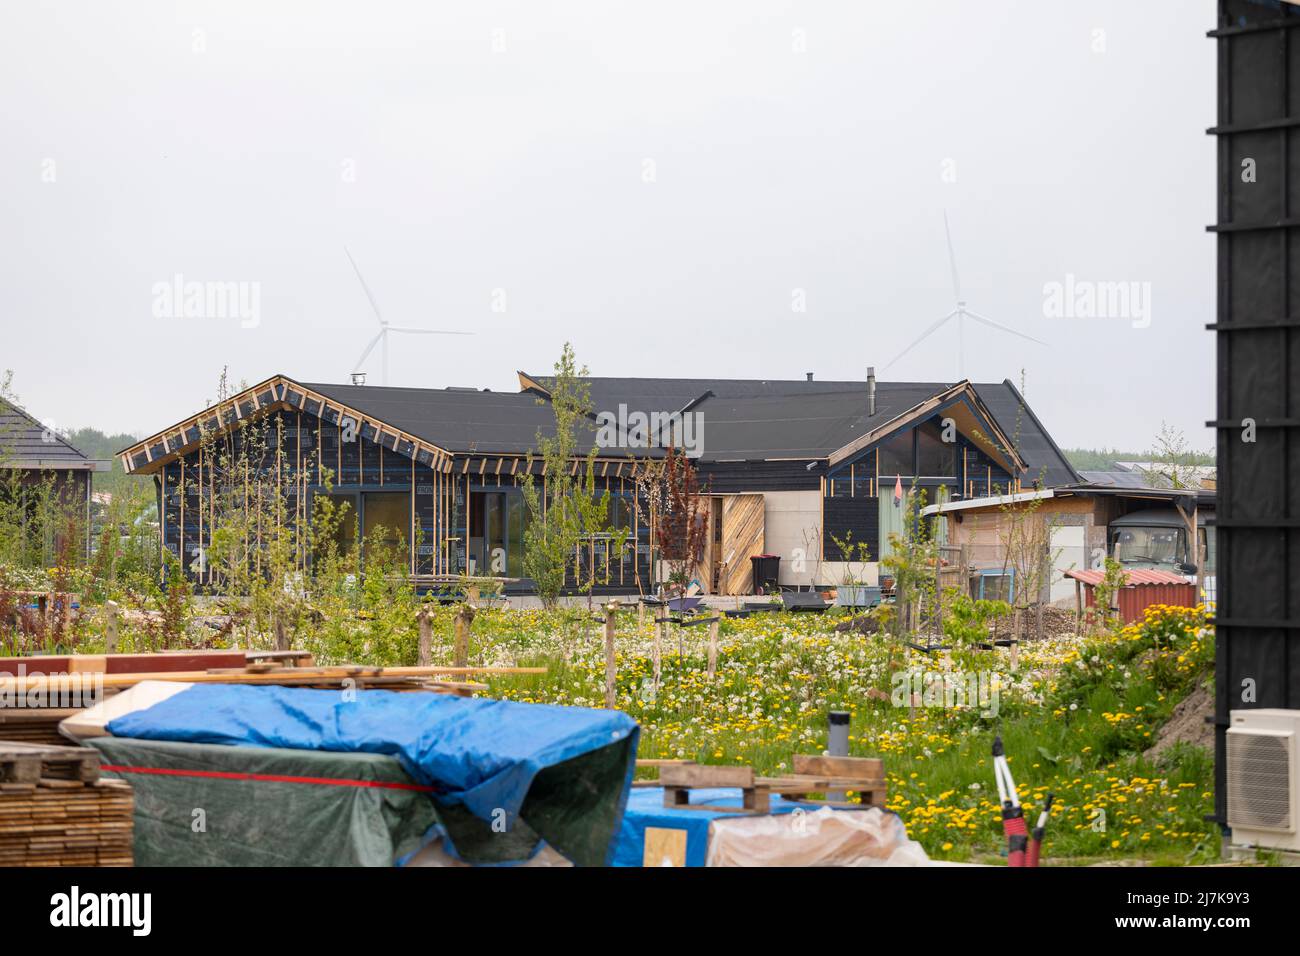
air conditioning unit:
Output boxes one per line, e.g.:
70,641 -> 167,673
1227,709 -> 1300,852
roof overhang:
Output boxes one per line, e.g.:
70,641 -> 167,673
828,380 -> 1027,474
3,459 -> 112,473
922,488 -> 1058,516
118,375 -> 455,476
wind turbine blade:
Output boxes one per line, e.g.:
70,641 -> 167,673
352,330 -> 385,373
944,211 -> 962,304
344,246 -> 387,328
883,310 -> 960,371
386,327 -> 474,336
964,308 -> 1048,347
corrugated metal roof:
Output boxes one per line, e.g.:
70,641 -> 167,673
1064,568 -> 1191,587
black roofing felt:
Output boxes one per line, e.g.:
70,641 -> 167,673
533,374 -> 1078,485
146,373 -> 1077,484
302,381 -> 653,457
0,400 -> 98,468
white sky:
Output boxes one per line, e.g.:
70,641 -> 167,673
0,0 -> 1216,452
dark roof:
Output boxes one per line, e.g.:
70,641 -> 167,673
526,374 -> 1080,483
1078,469 -> 1159,489
125,372 -> 1079,483
0,399 -> 105,470
302,381 -> 652,457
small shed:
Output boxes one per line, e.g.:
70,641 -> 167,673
1064,568 -> 1197,626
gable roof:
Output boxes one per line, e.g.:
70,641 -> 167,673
120,370 -> 1079,486
303,380 -> 656,458
0,399 -> 109,471
523,373 -> 1078,483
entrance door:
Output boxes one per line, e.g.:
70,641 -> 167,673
1050,525 -> 1086,603
720,494 -> 765,594
469,491 -> 512,576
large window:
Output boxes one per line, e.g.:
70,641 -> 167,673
313,492 -> 357,558
362,492 -> 409,558
916,422 -> 956,476
877,432 -> 913,477
311,491 -> 409,563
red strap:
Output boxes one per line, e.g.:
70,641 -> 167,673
100,763 -> 438,792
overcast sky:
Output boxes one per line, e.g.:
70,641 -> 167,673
1,0 -> 1215,452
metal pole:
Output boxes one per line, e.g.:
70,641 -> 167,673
827,710 -> 850,802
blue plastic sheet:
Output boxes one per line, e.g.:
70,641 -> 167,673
107,684 -> 638,835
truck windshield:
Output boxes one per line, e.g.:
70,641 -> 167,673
1111,526 -> 1186,568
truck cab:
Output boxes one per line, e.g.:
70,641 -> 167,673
1107,507 -> 1216,599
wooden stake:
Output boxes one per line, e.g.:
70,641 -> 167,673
453,604 -> 475,668
653,604 -> 664,691
417,606 -> 432,667
707,617 -> 719,677
604,601 -> 618,709
103,601 -> 118,655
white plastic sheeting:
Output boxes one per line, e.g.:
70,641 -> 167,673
705,806 -> 928,867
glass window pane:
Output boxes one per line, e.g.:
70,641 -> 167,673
313,492 -> 358,557
916,422 -> 956,476
508,493 -> 526,579
362,492 -> 409,559
877,431 -> 913,476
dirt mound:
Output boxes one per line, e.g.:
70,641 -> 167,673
834,614 -> 882,636
1144,683 -> 1213,761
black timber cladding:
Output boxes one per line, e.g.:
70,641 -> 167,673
1211,0 -> 1300,830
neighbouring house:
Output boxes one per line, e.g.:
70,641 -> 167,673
118,370 -> 1076,596
923,479 -> 1217,607
0,398 -> 112,561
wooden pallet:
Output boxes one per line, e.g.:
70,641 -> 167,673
657,755 -> 886,814
0,777 -> 133,867
0,741 -> 101,790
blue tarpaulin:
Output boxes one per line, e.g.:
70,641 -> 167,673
615,786 -> 813,867
106,684 -> 640,865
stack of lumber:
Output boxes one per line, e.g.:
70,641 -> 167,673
0,709 -> 80,748
0,741 -> 132,866
3,663 -> 547,699
642,754 -> 887,814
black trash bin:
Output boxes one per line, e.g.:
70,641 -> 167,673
750,554 -> 781,594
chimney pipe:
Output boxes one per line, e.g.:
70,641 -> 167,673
806,372 -> 814,382
867,366 -> 876,416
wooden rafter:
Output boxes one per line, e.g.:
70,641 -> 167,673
118,375 -> 454,476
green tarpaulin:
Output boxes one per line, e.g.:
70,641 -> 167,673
91,737 -> 439,866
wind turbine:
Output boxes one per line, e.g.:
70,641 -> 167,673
883,214 -> 1045,379
345,247 -> 472,386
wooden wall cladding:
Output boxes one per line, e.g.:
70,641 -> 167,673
721,494 -> 765,595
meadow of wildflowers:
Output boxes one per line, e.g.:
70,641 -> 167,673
457,602 -> 1218,864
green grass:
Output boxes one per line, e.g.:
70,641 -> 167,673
48,596 -> 1220,865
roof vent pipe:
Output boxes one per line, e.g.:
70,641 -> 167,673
806,372 -> 814,381
867,366 -> 876,416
